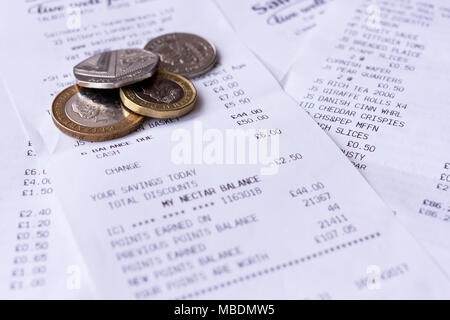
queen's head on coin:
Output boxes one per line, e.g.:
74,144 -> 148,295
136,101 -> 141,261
138,78 -> 184,105
65,87 -> 126,127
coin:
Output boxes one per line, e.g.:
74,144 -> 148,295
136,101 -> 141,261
144,33 -> 217,78
120,70 -> 197,119
73,49 -> 160,89
52,85 -> 145,142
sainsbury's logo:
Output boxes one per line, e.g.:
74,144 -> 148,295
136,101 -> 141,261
251,0 -> 327,26
27,0 -> 106,15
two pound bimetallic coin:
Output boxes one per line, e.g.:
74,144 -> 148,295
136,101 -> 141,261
120,70 -> 197,119
52,85 -> 145,142
144,33 -> 217,78
73,49 -> 160,89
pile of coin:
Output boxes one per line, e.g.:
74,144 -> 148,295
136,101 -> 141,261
51,33 -> 217,142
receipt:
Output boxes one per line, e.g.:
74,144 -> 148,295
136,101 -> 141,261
215,0 -> 333,81
1,0 -> 450,299
283,0 -> 450,262
0,84 -> 94,299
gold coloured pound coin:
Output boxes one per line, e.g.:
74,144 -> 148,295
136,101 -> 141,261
52,85 -> 145,142
119,70 -> 197,119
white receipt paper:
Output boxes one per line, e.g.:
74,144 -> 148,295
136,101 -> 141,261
215,0 -> 333,81
283,0 -> 450,266
0,84 -> 94,299
0,0 -> 449,299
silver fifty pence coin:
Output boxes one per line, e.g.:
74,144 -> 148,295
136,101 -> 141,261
73,49 -> 160,89
144,33 -> 217,78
